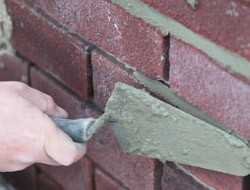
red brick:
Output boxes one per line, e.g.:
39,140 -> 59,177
38,158 -> 94,190
7,0 -> 92,99
170,37 -> 250,140
86,116 -> 162,190
92,50 -> 138,109
30,67 -> 86,119
162,162 -> 209,190
182,165 -> 246,190
37,172 -> 63,190
24,0 -> 167,79
142,0 -> 250,61
95,168 -> 126,190
169,37 -> 250,189
0,54 -> 29,83
3,166 -> 37,190
89,50 -> 162,190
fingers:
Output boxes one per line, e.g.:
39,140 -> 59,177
0,162 -> 30,172
21,85 -> 86,165
43,120 -> 87,166
16,83 -> 68,118
30,90 -> 68,118
0,82 -> 85,171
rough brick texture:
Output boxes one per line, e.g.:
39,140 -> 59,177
3,166 -> 37,190
182,165 -> 246,190
87,122 -> 162,190
169,37 -> 250,140
37,173 -> 63,190
95,168 -> 126,190
0,54 -> 29,82
7,0 -> 92,99
24,0 -> 168,79
38,158 -> 94,190
142,0 -> 250,61
92,50 -> 138,109
169,37 -> 250,189
162,163 -> 208,190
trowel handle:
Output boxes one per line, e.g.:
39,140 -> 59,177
51,117 -> 96,143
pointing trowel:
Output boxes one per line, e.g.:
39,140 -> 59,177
52,81 -> 250,176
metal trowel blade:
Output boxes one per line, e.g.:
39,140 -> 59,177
104,82 -> 250,176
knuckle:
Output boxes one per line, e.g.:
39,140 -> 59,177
46,95 -> 54,104
11,82 -> 30,96
6,163 -> 29,172
16,164 -> 30,171
16,153 -> 34,165
15,82 -> 29,92
44,95 -> 56,111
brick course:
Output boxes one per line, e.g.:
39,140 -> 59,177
7,0 -> 93,99
24,0 -> 168,79
169,37 -> 250,140
142,0 -> 250,61
3,0 -> 250,189
182,165 -> 246,190
169,37 -> 250,190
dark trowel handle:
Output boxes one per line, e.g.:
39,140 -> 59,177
51,117 -> 96,143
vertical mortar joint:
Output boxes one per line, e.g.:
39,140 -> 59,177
0,0 -> 14,56
84,44 -> 95,99
162,34 -> 170,81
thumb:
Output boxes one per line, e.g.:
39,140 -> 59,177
44,120 -> 87,166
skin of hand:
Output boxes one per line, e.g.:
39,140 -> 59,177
0,81 -> 87,172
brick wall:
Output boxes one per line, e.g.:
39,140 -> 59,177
1,0 -> 250,189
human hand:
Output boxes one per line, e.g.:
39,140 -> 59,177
0,81 -> 86,171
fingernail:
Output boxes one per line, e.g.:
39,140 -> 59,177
57,106 -> 68,118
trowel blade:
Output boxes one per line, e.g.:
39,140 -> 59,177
105,82 -> 250,176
